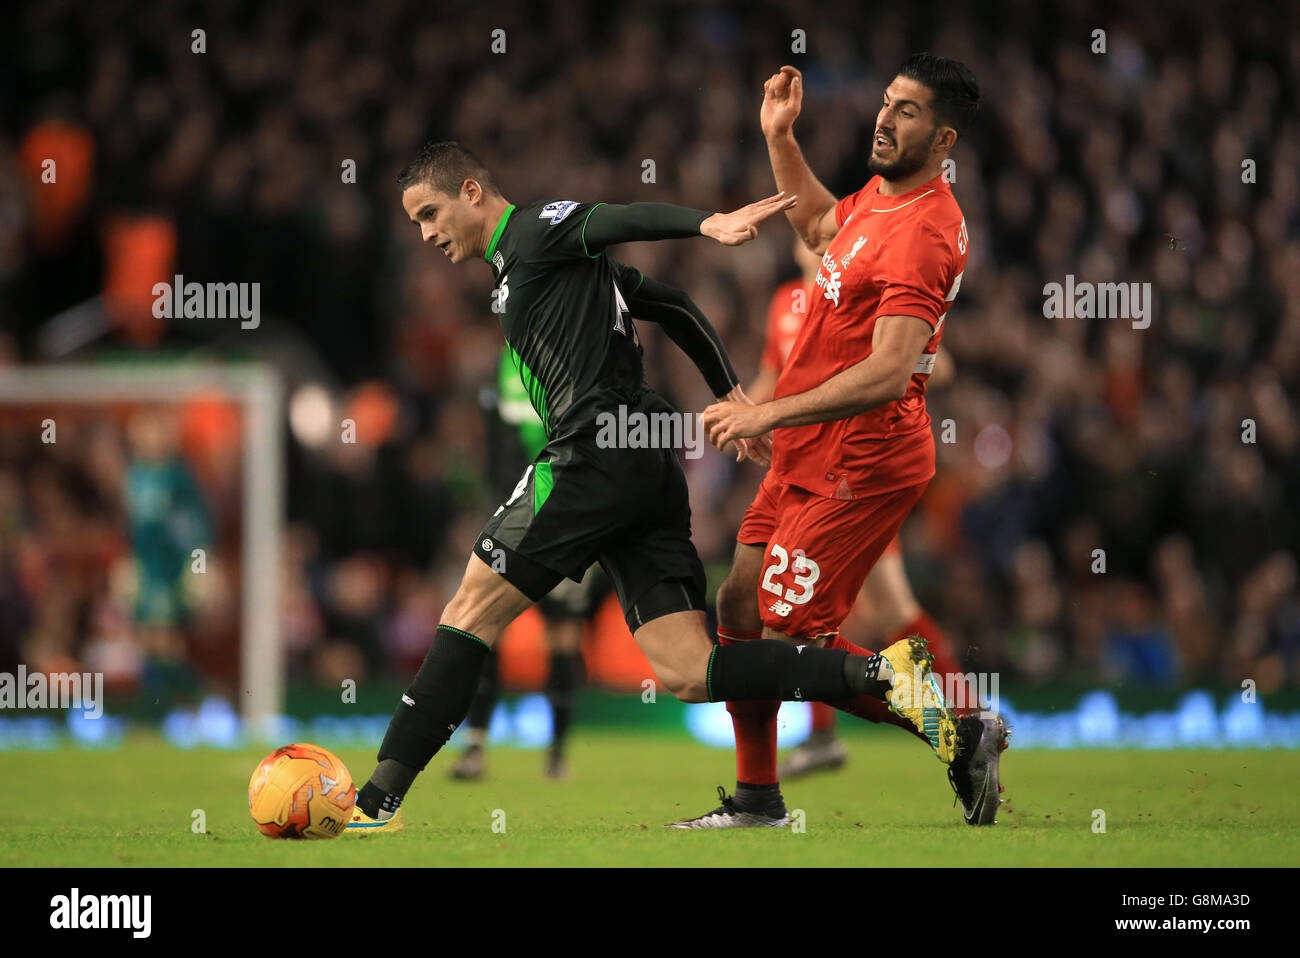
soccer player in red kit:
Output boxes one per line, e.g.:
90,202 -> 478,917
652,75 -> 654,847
671,54 -> 1007,829
752,240 -> 970,780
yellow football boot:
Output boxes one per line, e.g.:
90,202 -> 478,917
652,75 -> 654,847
878,634 -> 958,763
346,804 -> 405,834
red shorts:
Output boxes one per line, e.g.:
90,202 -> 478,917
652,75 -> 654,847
737,471 -> 927,638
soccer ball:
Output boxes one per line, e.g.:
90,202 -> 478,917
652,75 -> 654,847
248,743 -> 356,839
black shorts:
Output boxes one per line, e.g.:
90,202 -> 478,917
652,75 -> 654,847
473,433 -> 706,632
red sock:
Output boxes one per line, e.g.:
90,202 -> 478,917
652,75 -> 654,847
718,628 -> 779,785
889,610 -> 973,713
823,633 -> 929,746
810,701 -> 836,733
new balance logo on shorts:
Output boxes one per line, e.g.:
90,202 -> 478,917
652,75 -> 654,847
768,599 -> 793,617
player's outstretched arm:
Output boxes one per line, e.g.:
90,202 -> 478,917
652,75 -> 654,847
581,195 -> 796,254
614,262 -> 770,464
761,65 -> 840,255
619,267 -> 739,397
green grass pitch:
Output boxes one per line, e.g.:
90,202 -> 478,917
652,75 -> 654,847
4,730 -> 1298,867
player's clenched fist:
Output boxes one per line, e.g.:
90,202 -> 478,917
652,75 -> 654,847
761,65 -> 803,140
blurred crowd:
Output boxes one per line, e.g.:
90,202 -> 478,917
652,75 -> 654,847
1,0 -> 1298,703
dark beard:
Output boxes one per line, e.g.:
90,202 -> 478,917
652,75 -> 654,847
867,132 -> 934,181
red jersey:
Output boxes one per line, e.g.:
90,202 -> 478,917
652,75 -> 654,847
761,278 -> 808,373
770,172 -> 967,500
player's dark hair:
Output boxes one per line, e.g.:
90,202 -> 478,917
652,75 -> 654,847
397,141 -> 501,197
896,53 -> 980,138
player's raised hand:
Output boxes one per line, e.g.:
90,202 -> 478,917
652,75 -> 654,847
761,66 -> 803,140
700,192 -> 798,246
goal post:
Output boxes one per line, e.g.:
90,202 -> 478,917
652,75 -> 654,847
0,362 -> 286,729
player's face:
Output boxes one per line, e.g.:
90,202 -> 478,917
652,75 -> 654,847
869,76 -> 940,181
402,182 -> 481,264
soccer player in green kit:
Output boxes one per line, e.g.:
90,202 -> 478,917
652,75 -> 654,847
447,347 -> 605,781
349,141 -> 956,830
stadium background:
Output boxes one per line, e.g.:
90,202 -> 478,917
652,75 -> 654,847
1,0 -> 1298,752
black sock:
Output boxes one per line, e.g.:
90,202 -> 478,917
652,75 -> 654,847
734,781 -> 785,812
375,625 -> 491,774
706,640 -> 853,703
370,757 -> 418,795
546,650 -> 581,751
465,650 -> 500,732
357,758 -> 417,818
842,652 -> 892,700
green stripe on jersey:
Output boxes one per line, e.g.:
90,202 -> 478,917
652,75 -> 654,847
506,343 -> 550,435
484,205 -> 516,262
533,461 -> 554,515
579,203 -> 607,259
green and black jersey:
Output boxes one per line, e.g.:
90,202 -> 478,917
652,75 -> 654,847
474,197 -> 741,631
485,199 -> 738,443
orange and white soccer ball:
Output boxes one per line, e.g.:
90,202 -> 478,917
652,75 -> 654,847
248,743 -> 357,839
